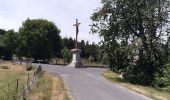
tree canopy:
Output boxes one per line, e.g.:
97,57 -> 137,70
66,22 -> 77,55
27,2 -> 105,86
18,18 -> 62,60
0,29 -> 17,60
91,0 -> 170,86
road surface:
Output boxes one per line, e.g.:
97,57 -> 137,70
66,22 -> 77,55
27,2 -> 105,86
41,64 -> 148,100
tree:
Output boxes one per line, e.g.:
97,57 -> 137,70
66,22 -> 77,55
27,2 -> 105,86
62,47 -> 71,64
18,18 -> 62,60
0,29 -> 5,35
62,37 -> 75,49
0,29 -> 5,58
79,40 -> 86,57
0,29 -> 18,60
3,30 -> 18,54
91,0 -> 170,86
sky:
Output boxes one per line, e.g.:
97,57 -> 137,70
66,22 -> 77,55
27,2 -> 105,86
0,0 -> 102,43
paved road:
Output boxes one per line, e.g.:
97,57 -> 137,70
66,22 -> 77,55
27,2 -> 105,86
41,64 -> 148,100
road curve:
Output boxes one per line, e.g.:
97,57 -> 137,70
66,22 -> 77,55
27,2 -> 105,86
41,64 -> 149,100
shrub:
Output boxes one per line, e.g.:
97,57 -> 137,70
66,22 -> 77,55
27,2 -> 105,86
26,64 -> 33,71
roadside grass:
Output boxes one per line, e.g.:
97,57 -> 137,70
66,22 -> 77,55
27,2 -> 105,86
102,70 -> 170,100
29,72 -> 53,100
29,73 -> 70,100
0,61 -> 34,99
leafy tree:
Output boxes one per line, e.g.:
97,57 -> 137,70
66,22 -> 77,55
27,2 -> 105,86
18,18 -> 62,60
62,37 -> 75,49
91,0 -> 170,86
0,29 -> 5,35
0,29 -> 5,58
79,40 -> 86,57
97,43 -> 109,64
3,30 -> 18,54
0,29 -> 18,60
62,37 -> 100,61
62,47 -> 71,64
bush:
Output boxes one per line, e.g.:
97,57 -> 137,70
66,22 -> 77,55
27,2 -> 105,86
153,65 -> 170,91
154,77 -> 168,88
26,64 -> 33,71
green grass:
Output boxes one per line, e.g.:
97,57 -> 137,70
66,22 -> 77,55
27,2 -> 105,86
102,70 -> 170,100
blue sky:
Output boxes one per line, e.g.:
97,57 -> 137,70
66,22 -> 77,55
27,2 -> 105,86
0,0 -> 102,43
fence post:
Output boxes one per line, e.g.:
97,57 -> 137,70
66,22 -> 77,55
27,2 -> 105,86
16,79 -> 19,93
27,74 -> 30,90
7,81 -> 9,100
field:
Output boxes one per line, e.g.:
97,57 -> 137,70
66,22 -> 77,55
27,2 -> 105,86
0,61 -> 70,100
0,61 -> 34,99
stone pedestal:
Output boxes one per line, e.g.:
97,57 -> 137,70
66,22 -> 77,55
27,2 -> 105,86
68,49 -> 85,68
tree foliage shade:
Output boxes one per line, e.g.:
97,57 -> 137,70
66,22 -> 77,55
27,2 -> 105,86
18,18 -> 62,60
91,0 -> 170,86
0,30 -> 18,60
62,47 -> 71,64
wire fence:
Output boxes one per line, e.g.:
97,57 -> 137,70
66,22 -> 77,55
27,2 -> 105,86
0,67 -> 41,100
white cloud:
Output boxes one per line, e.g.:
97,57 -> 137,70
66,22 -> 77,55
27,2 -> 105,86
0,0 -> 101,43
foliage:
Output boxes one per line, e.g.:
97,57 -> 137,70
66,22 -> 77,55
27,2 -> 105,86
62,37 -> 76,50
91,0 -> 170,86
3,30 -> 18,53
17,18 -> 62,60
0,30 -> 18,60
62,37 -> 99,61
62,47 -> 71,64
26,64 -> 33,71
97,43 -> 109,64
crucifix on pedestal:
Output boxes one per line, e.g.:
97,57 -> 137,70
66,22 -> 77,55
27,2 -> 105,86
73,19 -> 81,48
67,19 -> 85,68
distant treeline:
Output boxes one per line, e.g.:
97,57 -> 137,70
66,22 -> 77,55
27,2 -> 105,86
0,19 -> 100,62
62,37 -> 99,60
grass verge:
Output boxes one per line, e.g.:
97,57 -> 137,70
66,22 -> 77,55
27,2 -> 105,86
0,61 -> 34,99
29,73 -> 70,100
102,70 -> 170,100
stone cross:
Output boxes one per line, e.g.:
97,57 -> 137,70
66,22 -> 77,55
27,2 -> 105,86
73,19 -> 81,48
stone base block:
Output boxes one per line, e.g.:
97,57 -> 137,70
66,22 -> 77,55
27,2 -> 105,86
67,61 -> 85,68
67,49 -> 86,68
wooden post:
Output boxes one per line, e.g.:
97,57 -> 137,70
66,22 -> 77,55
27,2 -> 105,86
27,74 -> 30,90
16,79 -> 19,93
